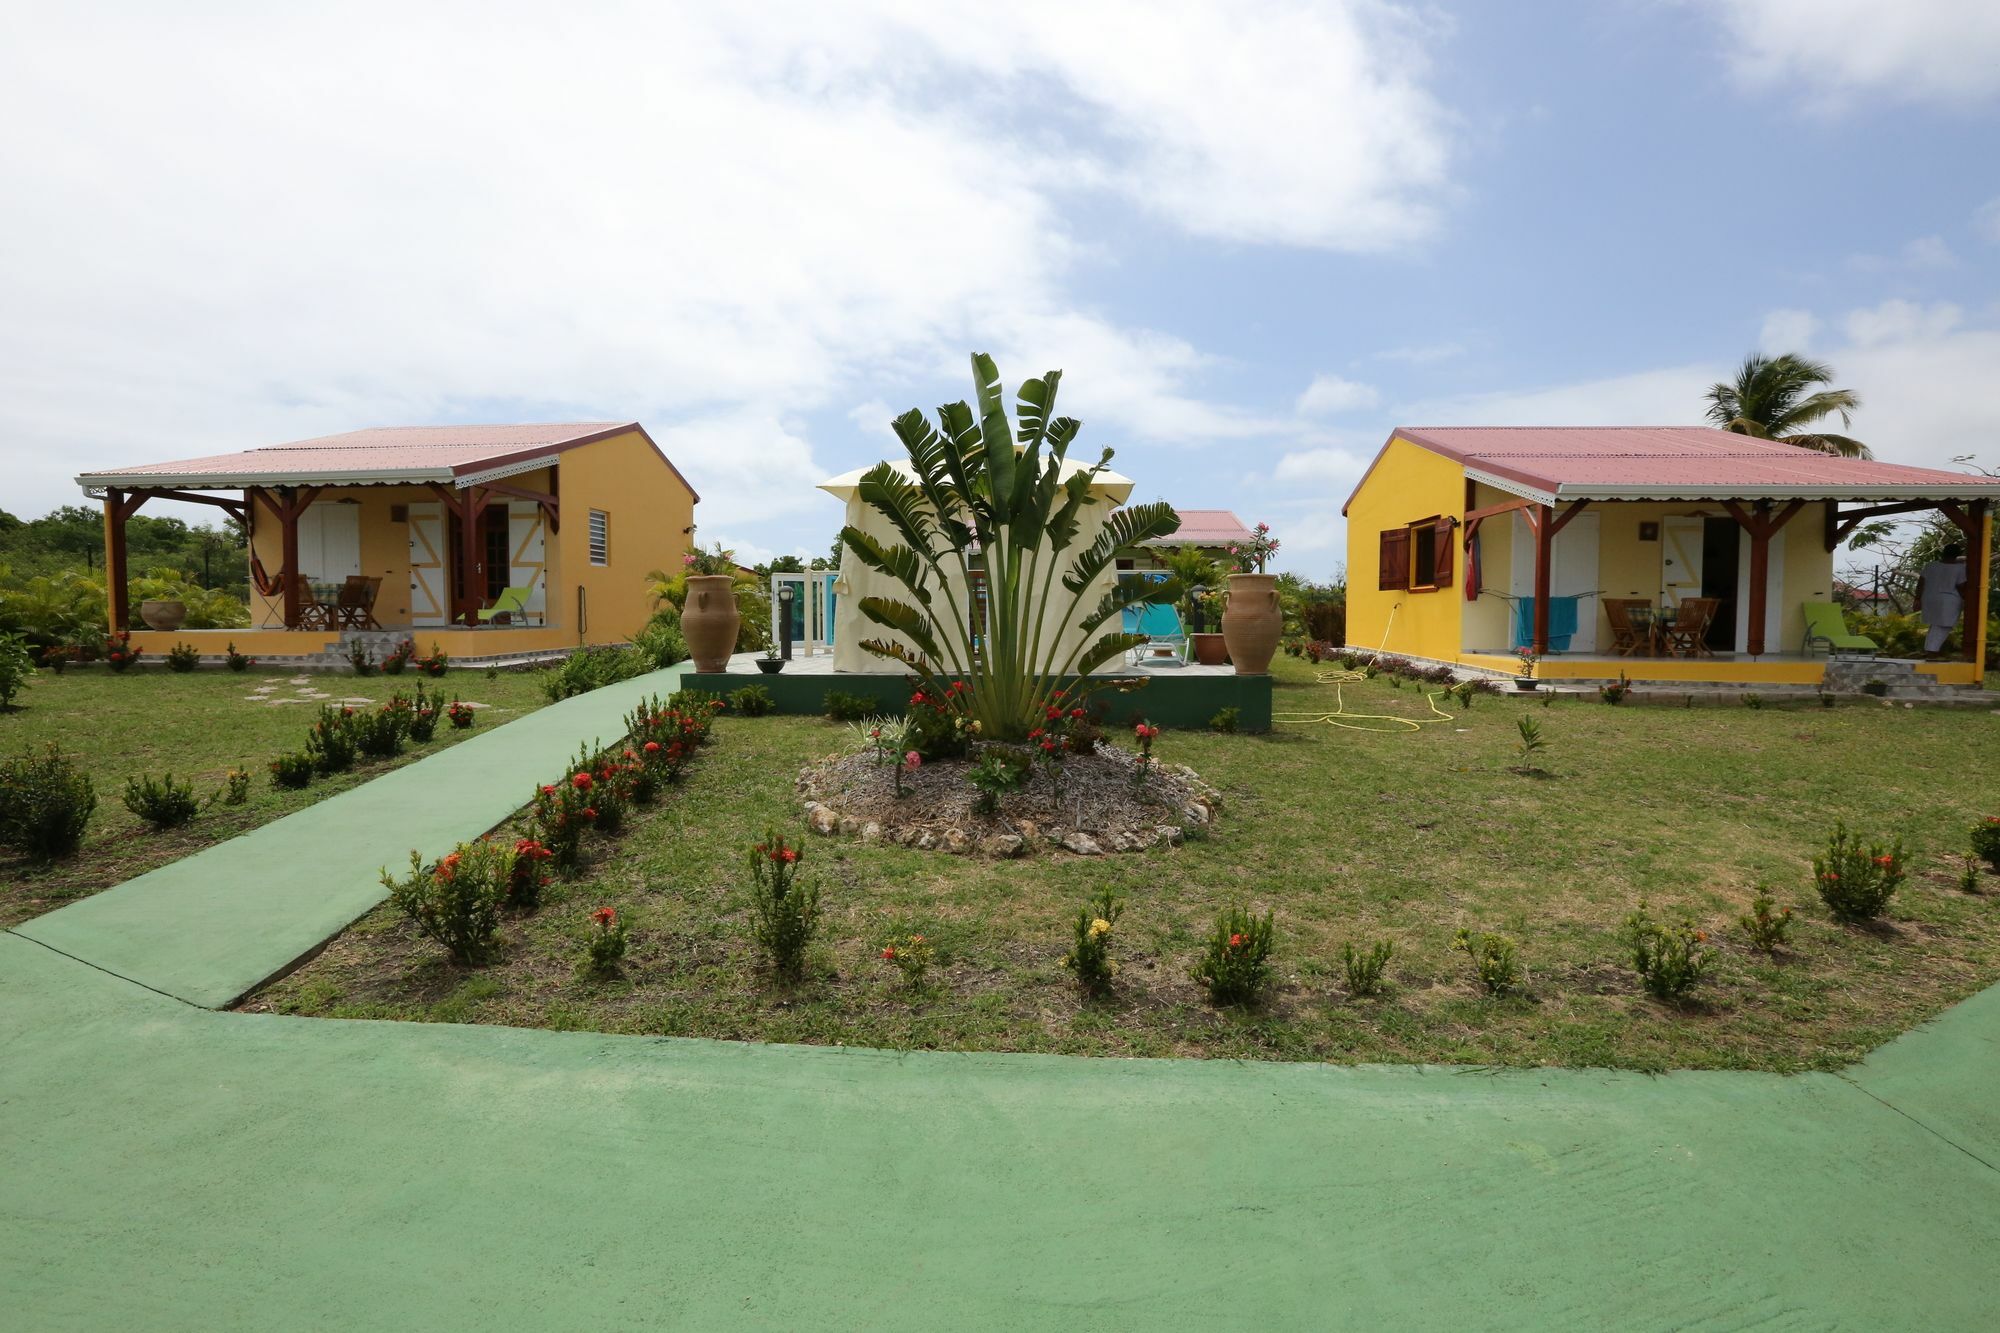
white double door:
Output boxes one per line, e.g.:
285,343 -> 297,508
1661,516 -> 1782,654
1509,511 -> 1599,652
295,503 -> 361,583
406,500 -> 547,627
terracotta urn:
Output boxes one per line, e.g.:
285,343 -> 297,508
680,575 -> 741,672
139,598 -> 187,631
1220,573 -> 1280,675
1189,632 -> 1229,666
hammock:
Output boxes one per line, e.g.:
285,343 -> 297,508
250,550 -> 285,599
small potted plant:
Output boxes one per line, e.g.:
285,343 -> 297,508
755,646 -> 785,675
1514,649 -> 1540,692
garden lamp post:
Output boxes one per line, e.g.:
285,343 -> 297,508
778,582 -> 795,660
1190,583 -> 1208,634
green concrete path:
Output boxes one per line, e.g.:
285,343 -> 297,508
3,930 -> 1997,1329
4,666 -> 1999,1327
11,665 -> 686,1008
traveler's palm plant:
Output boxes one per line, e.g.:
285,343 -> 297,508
841,354 -> 1181,740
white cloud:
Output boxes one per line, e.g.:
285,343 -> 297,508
1759,308 -> 1818,352
1976,198 -> 2000,244
1848,235 -> 1957,272
1403,364 -> 1722,430
1842,299 -> 1962,347
1697,0 -> 2000,109
1295,374 -> 1381,416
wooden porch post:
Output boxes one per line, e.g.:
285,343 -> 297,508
1945,500 -> 1990,667
1723,500 -> 1805,658
279,487 -> 304,630
458,485 -> 491,626
104,489 -> 136,632
1531,503 -> 1553,656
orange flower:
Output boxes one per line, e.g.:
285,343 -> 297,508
591,906 -> 616,927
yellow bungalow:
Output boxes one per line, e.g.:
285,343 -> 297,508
1343,427 -> 1996,688
77,422 -> 697,664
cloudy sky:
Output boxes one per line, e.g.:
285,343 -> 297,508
4,0 -> 1998,576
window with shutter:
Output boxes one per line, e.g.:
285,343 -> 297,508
1377,528 -> 1409,590
1432,518 -> 1454,589
1409,516 -> 1438,588
588,510 -> 610,566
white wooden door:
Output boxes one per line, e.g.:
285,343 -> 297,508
297,503 -> 361,582
1661,517 -> 1704,609
506,502 -> 547,617
407,502 -> 449,626
1509,511 -> 1600,651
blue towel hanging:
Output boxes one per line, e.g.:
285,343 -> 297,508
1512,596 -> 1579,652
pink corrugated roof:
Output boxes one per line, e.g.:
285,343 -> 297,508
1343,426 -> 2000,511
76,422 -> 699,501
1145,508 -> 1254,546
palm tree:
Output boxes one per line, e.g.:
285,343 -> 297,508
1704,353 -> 1870,457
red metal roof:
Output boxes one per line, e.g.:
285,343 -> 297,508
1343,426 -> 2000,511
76,422 -> 699,501
1144,508 -> 1255,546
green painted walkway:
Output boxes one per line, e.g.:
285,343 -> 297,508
12,666 -> 686,1008
4,665 -> 1998,1327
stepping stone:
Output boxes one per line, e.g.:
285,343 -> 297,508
288,676 -> 311,684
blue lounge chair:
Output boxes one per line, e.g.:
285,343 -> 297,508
1123,602 -> 1186,667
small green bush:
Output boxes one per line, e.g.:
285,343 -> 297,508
220,767 -> 252,806
306,704 -> 359,773
0,633 -> 37,708
1208,706 -> 1240,733
1454,929 -> 1520,994
383,841 -> 512,965
0,744 -> 96,860
407,684 -> 440,742
634,612 -> 690,669
351,704 -> 407,759
224,642 -> 254,672
122,773 -> 200,830
1192,905 -> 1275,1005
1971,817 -> 2000,874
415,643 -> 449,677
880,932 -> 934,988
1060,890 -> 1123,995
1341,939 -> 1394,997
541,644 -> 650,701
729,684 -> 775,717
269,751 -> 315,789
504,838 -> 554,912
1811,821 -> 1906,922
824,690 -> 876,722
582,905 -> 627,977
346,640 -> 376,675
105,631 -> 141,673
1621,900 -> 1712,1003
165,642 -> 200,673
379,639 -> 415,675
1739,888 -> 1794,954
967,746 -> 1030,815
748,830 -> 819,984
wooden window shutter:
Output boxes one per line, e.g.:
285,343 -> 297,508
1432,518 -> 1454,589
1377,528 -> 1409,590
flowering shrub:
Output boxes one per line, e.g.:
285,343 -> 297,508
749,830 -> 819,983
123,772 -> 200,830
1131,721 -> 1159,786
380,638 -> 416,675
0,744 -> 96,860
1230,520 -> 1280,573
1600,673 -> 1629,705
1812,821 -> 1906,922
269,750 -> 315,789
1454,929 -> 1520,994
307,705 -> 360,774
1060,889 -> 1122,995
165,641 -> 200,673
416,643 -> 450,677
880,933 -> 934,987
346,640 -> 376,675
224,642 -> 255,673
1972,817 -> 2000,874
582,905 -> 627,977
446,697 -> 477,729
382,841 -> 511,965
528,775 -> 592,869
352,703 -> 407,759
1739,888 -> 1794,954
407,684 -> 440,742
729,684 -> 775,716
1341,939 -> 1394,997
904,680 -> 972,760
1620,900 -> 1712,1002
967,747 -> 1030,815
894,748 -> 920,798
503,838 -> 554,912
105,631 -> 142,673
1192,905 -> 1275,1005
220,767 -> 252,806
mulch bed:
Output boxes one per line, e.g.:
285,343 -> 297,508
799,744 -> 1219,857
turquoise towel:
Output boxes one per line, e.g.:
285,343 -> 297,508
1512,596 -> 1579,652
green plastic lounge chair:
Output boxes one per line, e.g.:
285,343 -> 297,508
1122,602 -> 1186,667
478,585 -> 540,626
1801,601 -> 1877,656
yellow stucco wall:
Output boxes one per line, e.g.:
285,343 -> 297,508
1343,437 -> 1468,660
225,430 -> 692,647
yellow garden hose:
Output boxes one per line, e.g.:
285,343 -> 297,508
1269,599 -> 1462,733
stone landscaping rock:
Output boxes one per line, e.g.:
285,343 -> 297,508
978,833 -> 1024,858
1061,832 -> 1103,856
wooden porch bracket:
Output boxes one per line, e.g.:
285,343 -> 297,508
1723,499 -> 1805,657
1825,500 -> 1939,552
474,478 -> 560,532
140,488 -> 250,529
428,482 -> 495,625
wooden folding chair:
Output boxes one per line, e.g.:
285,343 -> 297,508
1666,597 -> 1719,657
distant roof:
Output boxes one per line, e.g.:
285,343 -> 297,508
1140,508 -> 1254,547
77,422 -> 698,500
1344,426 -> 2000,511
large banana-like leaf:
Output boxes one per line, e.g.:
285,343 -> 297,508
855,595 -> 945,666
1073,631 -> 1149,678
1062,500 -> 1182,594
1015,371 -> 1060,449
839,527 -> 933,605
856,463 -> 939,565
970,353 -> 1015,523
858,637 -> 936,676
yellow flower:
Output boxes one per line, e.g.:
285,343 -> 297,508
1088,918 -> 1112,939
969,720 -> 983,734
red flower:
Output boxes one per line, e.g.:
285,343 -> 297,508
1040,741 -> 1056,753
911,691 -> 926,704
882,946 -> 897,960
1228,933 -> 1245,948
582,807 -> 598,820
1046,705 -> 1060,720
643,741 -> 661,753
1069,708 -> 1085,719
1873,855 -> 1896,867
572,771 -> 593,790
780,848 -> 798,864
540,784 -> 557,796
592,906 -> 616,927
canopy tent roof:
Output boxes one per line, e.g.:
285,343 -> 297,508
1344,426 -> 2000,511
1139,508 -> 1253,547
76,422 -> 698,499
818,458 -> 1135,504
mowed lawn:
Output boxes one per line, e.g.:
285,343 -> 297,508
1,665 -> 548,926
251,657 -> 2000,1071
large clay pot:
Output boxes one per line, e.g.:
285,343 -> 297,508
1189,632 -> 1229,666
1220,573 -> 1280,675
140,599 -> 187,631
680,575 -> 741,672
